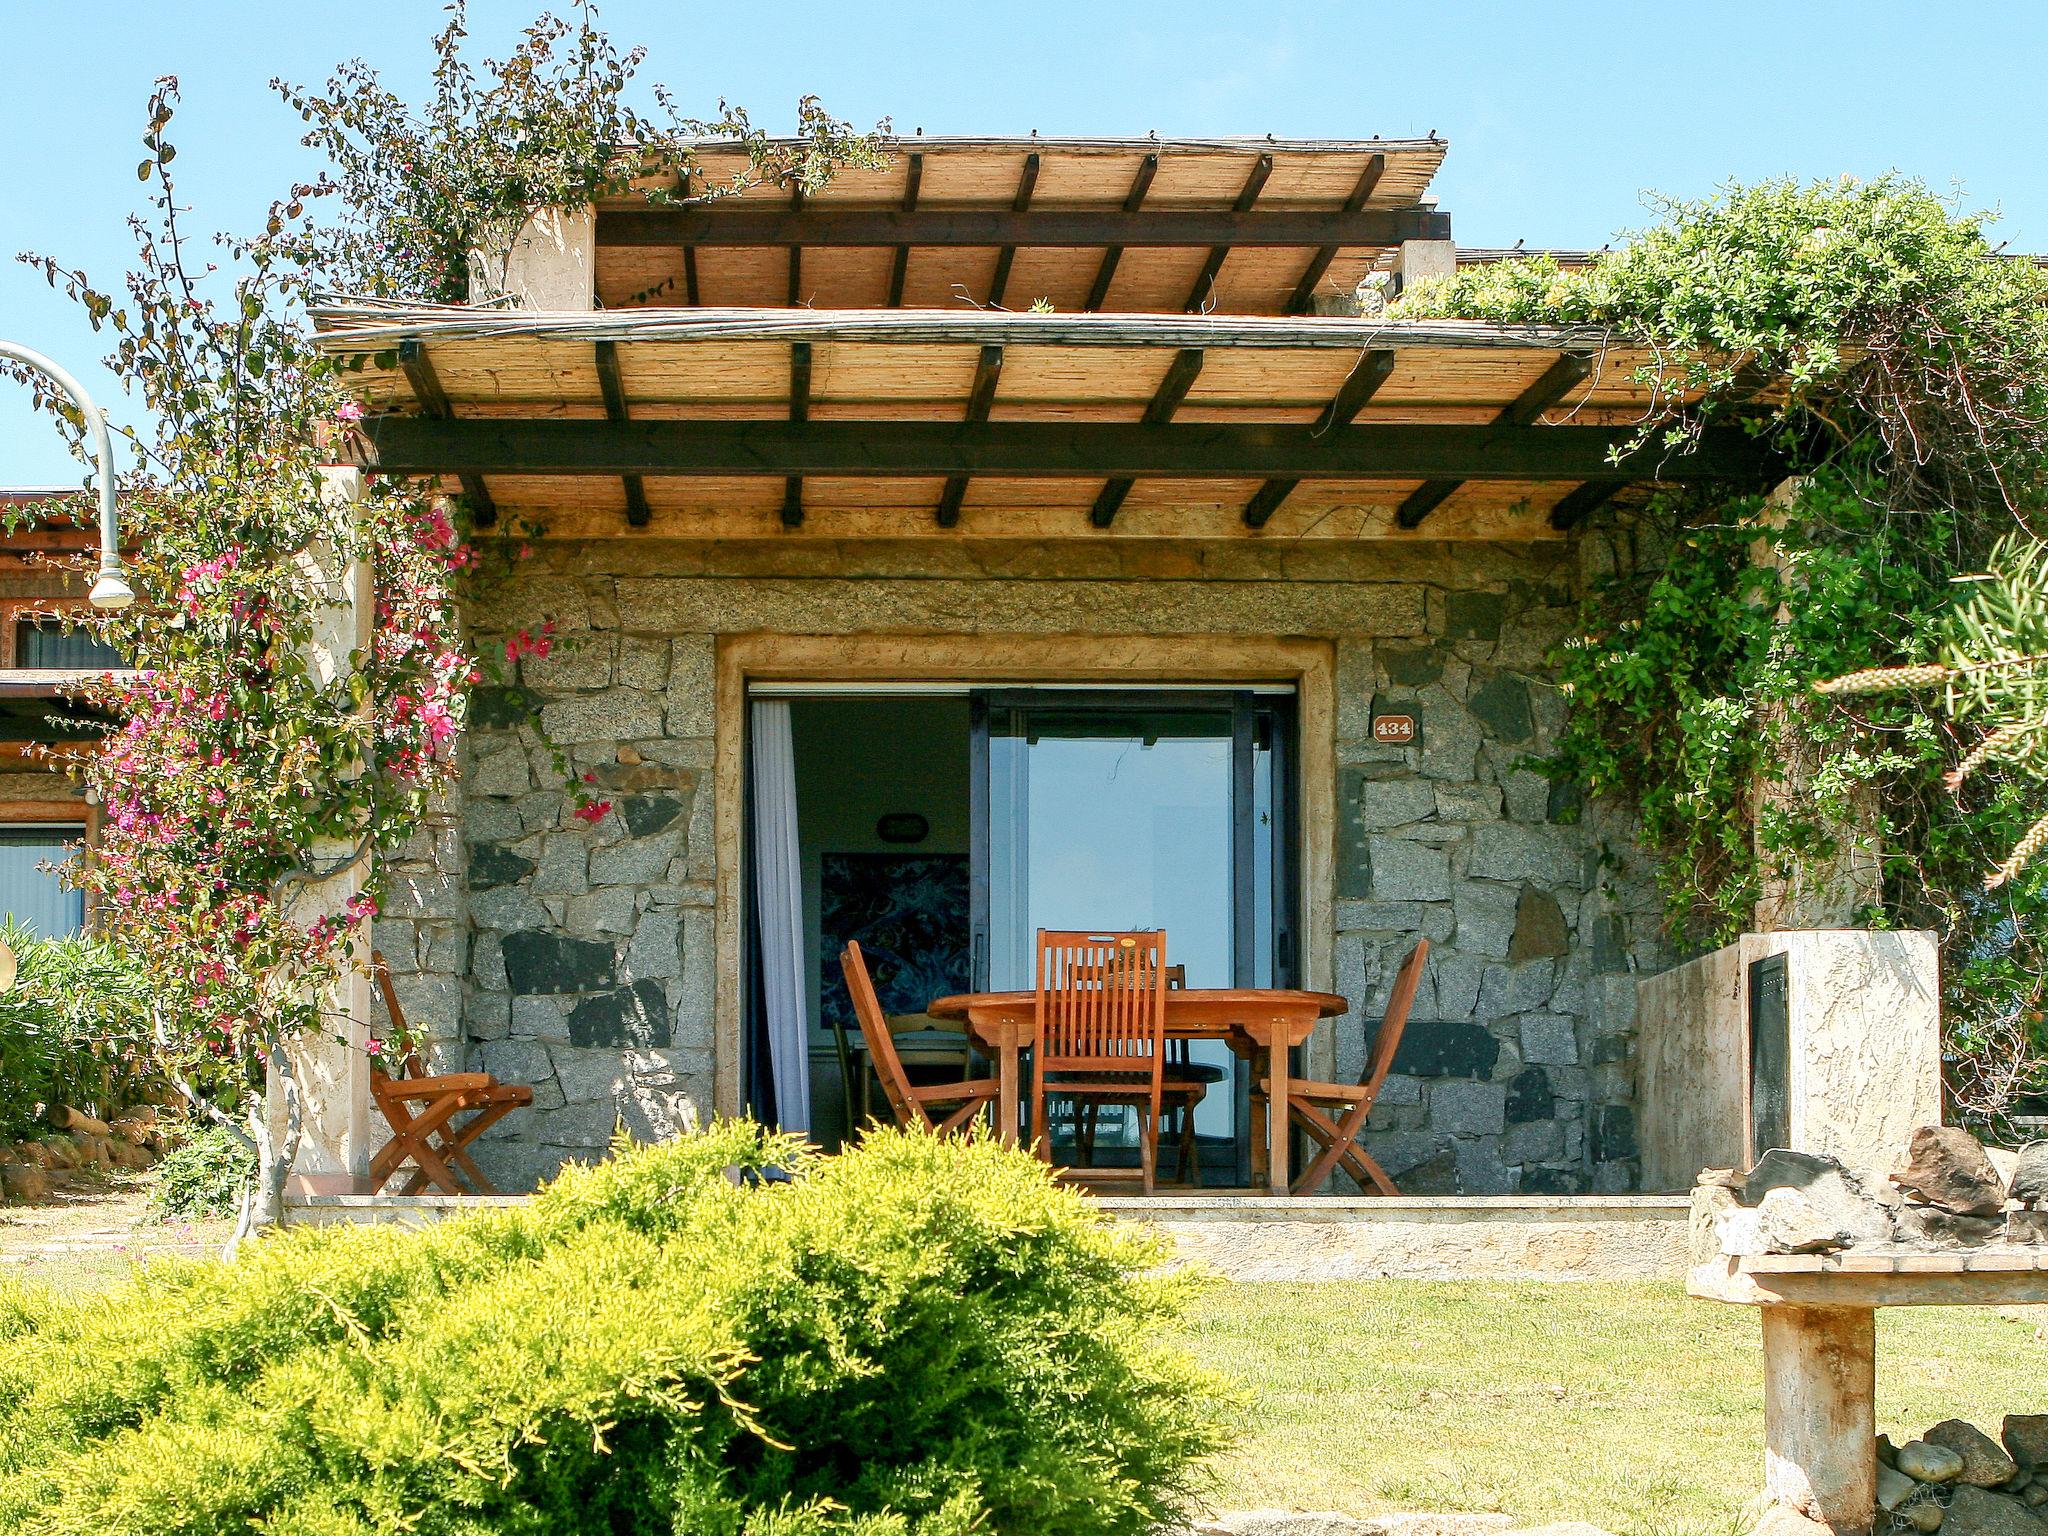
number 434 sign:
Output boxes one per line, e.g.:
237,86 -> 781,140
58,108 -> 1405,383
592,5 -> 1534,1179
1372,711 -> 1418,745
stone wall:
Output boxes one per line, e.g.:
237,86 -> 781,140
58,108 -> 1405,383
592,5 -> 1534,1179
404,532 -> 1670,1192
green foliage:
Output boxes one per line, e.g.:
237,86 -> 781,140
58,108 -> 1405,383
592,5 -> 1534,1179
1410,177 -> 2048,1122
0,1125 -> 1227,1536
150,1121 -> 256,1220
0,921 -> 163,1140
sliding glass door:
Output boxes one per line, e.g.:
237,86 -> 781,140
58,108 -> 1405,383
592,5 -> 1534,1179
971,690 -> 1296,1175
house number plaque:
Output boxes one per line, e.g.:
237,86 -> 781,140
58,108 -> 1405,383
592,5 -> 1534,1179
1372,713 -> 1418,745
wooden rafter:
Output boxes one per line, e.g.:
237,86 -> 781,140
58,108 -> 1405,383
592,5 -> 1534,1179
595,201 -> 1449,250
986,153 -> 1041,309
358,415 -> 1770,484
1091,348 -> 1206,527
593,340 -> 651,527
785,183 -> 805,306
1396,353 -> 1596,529
397,340 -> 495,527
1286,155 -> 1387,314
1084,153 -> 1159,312
887,152 -> 924,307
1242,348 -> 1398,528
1548,480 -> 1621,531
936,344 -> 1004,528
784,342 -> 811,527
1184,153 -> 1272,313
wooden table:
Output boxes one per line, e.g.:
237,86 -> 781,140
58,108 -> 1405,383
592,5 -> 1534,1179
924,988 -> 1347,1195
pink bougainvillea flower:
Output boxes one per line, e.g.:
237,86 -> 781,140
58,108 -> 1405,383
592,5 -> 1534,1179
573,799 -> 612,824
335,400 -> 365,426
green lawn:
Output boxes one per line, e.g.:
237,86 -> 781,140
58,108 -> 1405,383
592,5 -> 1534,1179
1183,1281 -> 2048,1536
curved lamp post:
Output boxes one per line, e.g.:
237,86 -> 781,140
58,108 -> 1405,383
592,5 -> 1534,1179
0,340 -> 133,610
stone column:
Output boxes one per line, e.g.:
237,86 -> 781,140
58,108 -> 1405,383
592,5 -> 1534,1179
269,466 -> 376,1194
469,205 -> 596,310
1760,1304 -> 1878,1533
1389,236 -> 1457,299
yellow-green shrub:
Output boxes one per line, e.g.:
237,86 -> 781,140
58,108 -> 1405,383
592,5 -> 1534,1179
0,1121 -> 1227,1536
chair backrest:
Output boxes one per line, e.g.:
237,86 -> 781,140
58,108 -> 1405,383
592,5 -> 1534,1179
839,941 -> 928,1130
1034,931 -> 1168,1086
1361,938 -> 1430,1095
368,950 -> 427,1086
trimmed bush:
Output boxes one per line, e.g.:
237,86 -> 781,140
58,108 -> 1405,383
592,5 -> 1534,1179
0,1122 -> 1228,1536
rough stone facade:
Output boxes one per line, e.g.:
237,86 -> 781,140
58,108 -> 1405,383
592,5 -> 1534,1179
384,527 -> 1671,1193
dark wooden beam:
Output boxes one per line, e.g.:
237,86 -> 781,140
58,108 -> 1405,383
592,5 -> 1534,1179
937,343 -> 1005,528
1285,155 -> 1387,314
360,416 -> 1772,483
1397,353 -> 1597,529
784,341 -> 811,527
1083,153 -> 1159,312
1091,347 -> 1206,527
1547,480 -> 1620,531
1242,348 -> 1399,527
683,245 -> 699,306
985,152 -> 1041,309
785,183 -> 804,306
397,340 -> 494,527
597,200 -> 1449,250
887,152 -> 924,306
1184,153 -> 1272,313
593,340 -> 651,527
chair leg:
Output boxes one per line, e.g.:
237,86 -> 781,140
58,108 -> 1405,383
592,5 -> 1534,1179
1137,1105 -> 1157,1196
1177,1100 -> 1199,1185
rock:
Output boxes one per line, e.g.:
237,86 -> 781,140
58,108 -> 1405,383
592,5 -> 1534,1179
1508,887 -> 1571,964
37,1136 -> 77,1170
2007,1210 -> 2048,1244
500,930 -> 616,995
0,1162 -> 47,1201
1943,1484 -> 2048,1535
1898,1205 -> 2005,1247
1753,1186 -> 1862,1254
1900,1441 -> 1970,1484
1880,1462 -> 1922,1510
1505,1526 -> 1618,1536
1192,1515 -> 1511,1536
1901,1496 -> 1945,1532
1931,1420 -> 2021,1488
2005,1415 -> 2048,1470
1894,1126 -> 2007,1217
2027,1486 -> 2048,1509
1742,1150 -> 1895,1246
2012,1143 -> 2048,1208
1748,1509 -> 1831,1536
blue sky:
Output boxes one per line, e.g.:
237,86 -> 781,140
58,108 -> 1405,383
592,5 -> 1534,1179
4,1 -> 2046,484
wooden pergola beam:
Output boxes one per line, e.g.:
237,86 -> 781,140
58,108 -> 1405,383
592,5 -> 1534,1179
784,341 -> 811,527
1242,348 -> 1398,527
358,416 -> 1770,483
397,339 -> 495,527
936,343 -> 1005,528
1548,480 -> 1621,531
1091,347 -> 1206,527
1396,353 -> 1596,529
986,153 -> 1041,308
886,152 -> 924,307
593,340 -> 651,527
1084,153 -> 1159,312
1184,154 -> 1273,313
595,201 -> 1449,250
1286,155 -> 1387,314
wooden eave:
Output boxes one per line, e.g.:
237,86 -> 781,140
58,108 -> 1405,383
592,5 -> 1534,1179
601,136 -> 1449,316
315,301 -> 1769,542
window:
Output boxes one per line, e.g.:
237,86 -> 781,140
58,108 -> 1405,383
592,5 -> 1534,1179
15,617 -> 122,671
0,825 -> 85,936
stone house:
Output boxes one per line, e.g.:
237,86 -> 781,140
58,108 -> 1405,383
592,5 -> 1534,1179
297,135 -> 1905,1199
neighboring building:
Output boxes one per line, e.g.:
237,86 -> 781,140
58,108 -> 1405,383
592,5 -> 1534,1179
312,135 -> 1791,1195
0,491 -> 121,937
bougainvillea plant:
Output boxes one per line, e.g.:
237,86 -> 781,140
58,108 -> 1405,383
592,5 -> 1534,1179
9,8 -> 875,1238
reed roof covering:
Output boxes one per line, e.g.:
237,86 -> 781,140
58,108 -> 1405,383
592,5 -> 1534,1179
602,136 -> 1449,316
317,301 -> 1768,542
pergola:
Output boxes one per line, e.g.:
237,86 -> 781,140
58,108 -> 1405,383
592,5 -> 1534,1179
316,136 -> 1768,539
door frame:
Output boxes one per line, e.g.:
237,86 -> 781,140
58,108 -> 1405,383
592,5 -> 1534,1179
712,633 -> 1337,1119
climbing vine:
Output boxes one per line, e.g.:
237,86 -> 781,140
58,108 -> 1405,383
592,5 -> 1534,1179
1400,178 -> 2048,1125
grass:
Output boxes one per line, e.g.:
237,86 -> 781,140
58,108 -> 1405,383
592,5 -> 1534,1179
1182,1281 -> 2048,1536
0,1173 -> 232,1296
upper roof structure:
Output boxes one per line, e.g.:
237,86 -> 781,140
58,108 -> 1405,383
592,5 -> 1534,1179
600,136 -> 1449,316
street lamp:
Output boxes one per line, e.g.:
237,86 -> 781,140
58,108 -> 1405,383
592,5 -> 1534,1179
0,340 -> 133,610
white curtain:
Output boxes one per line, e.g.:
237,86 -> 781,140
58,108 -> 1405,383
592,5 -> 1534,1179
749,700 -> 812,1133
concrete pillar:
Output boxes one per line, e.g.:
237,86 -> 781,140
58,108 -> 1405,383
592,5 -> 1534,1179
469,205 -> 596,310
271,466 -> 377,1194
1389,236 -> 1458,298
1760,1304 -> 1877,1533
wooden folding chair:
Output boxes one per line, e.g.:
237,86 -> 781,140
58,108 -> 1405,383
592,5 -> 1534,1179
1034,930 -> 1169,1194
1074,963 -> 1214,1184
1260,937 -> 1428,1196
840,941 -> 999,1135
367,953 -> 534,1195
